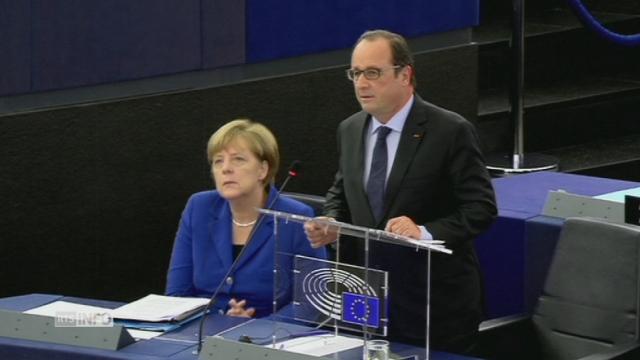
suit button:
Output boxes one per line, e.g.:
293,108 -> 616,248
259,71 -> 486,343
218,309 -> 224,315
226,276 -> 233,285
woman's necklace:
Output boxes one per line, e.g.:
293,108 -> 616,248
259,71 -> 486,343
232,218 -> 257,227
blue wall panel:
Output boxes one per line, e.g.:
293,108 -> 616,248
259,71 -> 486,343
29,0 -> 201,92
1,0 -> 478,96
202,0 -> 246,69
0,1 -> 31,96
246,0 -> 479,63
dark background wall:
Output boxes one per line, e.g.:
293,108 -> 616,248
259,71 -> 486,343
0,45 -> 477,301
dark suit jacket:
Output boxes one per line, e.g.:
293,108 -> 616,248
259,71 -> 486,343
324,95 -> 497,348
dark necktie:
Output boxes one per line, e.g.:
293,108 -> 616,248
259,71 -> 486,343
366,126 -> 392,222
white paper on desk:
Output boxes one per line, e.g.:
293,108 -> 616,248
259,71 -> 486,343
594,187 -> 640,203
266,334 -> 363,357
111,294 -> 209,322
25,300 -> 113,318
127,329 -> 163,340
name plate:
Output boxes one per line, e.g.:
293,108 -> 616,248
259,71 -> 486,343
0,310 -> 134,350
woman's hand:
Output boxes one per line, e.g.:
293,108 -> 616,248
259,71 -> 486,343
226,298 -> 256,318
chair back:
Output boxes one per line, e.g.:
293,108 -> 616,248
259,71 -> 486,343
282,192 -> 325,216
533,217 -> 640,359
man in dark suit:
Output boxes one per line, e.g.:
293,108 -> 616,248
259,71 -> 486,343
305,30 -> 497,354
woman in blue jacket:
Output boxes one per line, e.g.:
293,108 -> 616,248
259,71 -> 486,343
166,119 -> 326,318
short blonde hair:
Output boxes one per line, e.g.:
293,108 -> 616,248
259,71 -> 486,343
207,119 -> 280,189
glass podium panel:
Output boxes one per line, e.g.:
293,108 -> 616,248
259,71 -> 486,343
258,208 -> 451,254
259,208 -> 451,360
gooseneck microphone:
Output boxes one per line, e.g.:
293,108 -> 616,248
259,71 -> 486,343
279,160 -> 300,193
195,160 -> 302,353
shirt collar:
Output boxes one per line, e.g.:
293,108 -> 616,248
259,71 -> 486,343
370,94 -> 414,135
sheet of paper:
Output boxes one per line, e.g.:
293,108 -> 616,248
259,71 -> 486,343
266,334 -> 363,357
127,329 -> 163,340
25,300 -> 112,318
111,294 -> 209,322
594,187 -> 640,203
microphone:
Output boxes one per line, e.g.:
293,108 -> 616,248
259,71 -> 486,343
279,160 -> 301,191
195,160 -> 302,354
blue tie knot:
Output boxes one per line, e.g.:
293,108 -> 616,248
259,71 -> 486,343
377,126 -> 391,139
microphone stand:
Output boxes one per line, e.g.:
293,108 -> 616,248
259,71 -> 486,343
194,161 -> 301,354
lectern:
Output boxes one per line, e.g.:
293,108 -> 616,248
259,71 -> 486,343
197,208 -> 450,360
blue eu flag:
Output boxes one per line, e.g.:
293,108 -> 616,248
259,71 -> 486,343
341,292 -> 380,328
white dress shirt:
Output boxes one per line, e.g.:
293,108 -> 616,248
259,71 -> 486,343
362,95 -> 433,240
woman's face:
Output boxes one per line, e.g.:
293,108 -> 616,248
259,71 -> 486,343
211,139 -> 268,201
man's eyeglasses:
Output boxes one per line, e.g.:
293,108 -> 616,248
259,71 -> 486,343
346,65 -> 402,81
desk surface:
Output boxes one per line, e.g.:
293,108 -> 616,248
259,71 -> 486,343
0,294 -> 481,360
478,172 -> 640,319
493,171 -> 639,219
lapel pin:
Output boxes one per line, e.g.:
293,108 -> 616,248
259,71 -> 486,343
412,133 -> 423,139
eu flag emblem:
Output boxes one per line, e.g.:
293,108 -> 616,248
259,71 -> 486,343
341,292 -> 380,328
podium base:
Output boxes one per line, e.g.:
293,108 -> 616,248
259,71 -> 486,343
486,153 -> 559,176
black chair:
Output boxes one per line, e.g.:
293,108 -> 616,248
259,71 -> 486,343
476,217 -> 640,360
282,191 -> 326,216
282,191 -> 341,261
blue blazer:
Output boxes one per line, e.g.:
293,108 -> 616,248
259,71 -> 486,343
166,188 -> 326,318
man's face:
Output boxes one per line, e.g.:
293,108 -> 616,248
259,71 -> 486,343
350,38 -> 412,123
